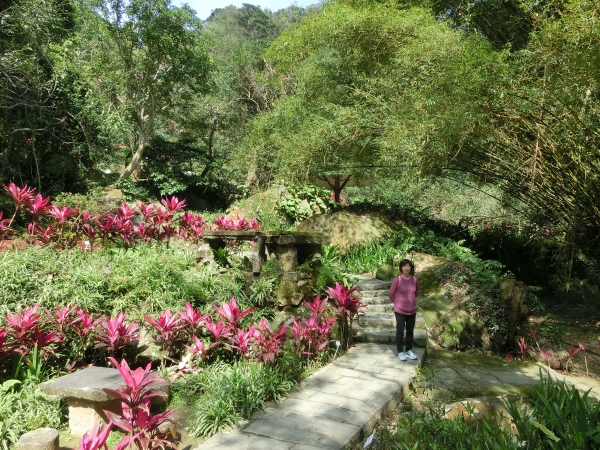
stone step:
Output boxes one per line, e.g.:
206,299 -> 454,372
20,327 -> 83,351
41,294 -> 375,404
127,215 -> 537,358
360,289 -> 391,298
360,296 -> 390,305
355,327 -> 427,346
357,313 -> 426,328
356,279 -> 391,289
363,304 -> 394,313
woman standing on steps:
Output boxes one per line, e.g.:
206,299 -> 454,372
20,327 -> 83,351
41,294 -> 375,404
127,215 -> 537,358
389,259 -> 419,362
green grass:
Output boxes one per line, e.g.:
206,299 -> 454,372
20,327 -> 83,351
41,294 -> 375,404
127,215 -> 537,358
0,245 -> 246,319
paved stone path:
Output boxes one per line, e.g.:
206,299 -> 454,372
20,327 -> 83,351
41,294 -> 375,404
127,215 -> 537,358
190,276 -> 600,449
191,342 -> 422,450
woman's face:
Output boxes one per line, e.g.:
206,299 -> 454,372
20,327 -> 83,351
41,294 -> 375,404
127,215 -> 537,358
401,264 -> 412,275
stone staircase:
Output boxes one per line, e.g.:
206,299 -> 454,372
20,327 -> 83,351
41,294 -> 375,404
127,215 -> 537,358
354,275 -> 427,348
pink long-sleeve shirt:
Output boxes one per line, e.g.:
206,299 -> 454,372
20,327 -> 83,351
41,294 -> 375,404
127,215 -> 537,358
388,275 -> 419,315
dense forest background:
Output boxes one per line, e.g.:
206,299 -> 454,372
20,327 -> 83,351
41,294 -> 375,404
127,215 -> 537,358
1,0 -> 599,298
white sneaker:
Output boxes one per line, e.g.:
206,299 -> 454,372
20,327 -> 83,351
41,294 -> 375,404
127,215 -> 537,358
406,350 -> 418,360
398,352 -> 407,361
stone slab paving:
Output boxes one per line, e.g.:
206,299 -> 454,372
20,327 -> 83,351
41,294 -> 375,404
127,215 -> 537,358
422,348 -> 600,401
192,342 -> 422,450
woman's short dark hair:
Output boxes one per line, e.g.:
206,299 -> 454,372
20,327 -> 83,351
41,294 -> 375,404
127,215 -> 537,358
399,259 -> 415,275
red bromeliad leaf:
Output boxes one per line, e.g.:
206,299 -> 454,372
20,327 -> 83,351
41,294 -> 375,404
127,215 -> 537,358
177,302 -> 206,337
161,196 -> 186,214
204,317 -> 233,344
79,422 -> 112,450
305,295 -> 330,317
25,194 -> 51,220
3,182 -> 35,209
231,327 -> 255,357
48,205 -> 79,225
185,336 -> 213,361
326,282 -> 365,319
116,202 -> 136,220
252,319 -> 286,364
105,410 -> 135,433
95,313 -> 140,355
27,223 -> 57,244
4,303 -> 41,342
214,298 -> 255,328
0,212 -> 13,239
143,310 -> 182,347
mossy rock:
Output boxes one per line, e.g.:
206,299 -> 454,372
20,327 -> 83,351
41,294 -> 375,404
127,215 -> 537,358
431,307 -> 492,351
295,211 -> 404,255
376,264 -> 399,281
229,186 -> 288,230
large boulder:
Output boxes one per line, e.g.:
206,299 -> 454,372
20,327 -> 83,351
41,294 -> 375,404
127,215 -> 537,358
295,211 -> 401,254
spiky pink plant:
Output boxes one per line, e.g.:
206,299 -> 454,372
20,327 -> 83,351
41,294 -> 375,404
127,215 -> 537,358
518,337 -> 527,361
144,310 -> 183,351
214,298 -> 255,329
231,327 -> 255,359
79,422 -> 112,450
579,344 -> 589,377
177,302 -> 207,340
103,357 -> 177,450
94,313 -> 140,358
252,319 -> 286,364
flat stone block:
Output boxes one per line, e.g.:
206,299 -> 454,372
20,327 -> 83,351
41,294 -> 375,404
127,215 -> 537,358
279,398 -> 319,415
18,428 -> 59,450
311,404 -> 354,422
340,397 -> 371,413
305,392 -> 347,407
353,364 -> 385,374
69,398 -> 122,437
40,367 -> 123,402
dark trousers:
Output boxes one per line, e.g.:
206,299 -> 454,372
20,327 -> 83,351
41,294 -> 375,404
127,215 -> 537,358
395,312 -> 416,353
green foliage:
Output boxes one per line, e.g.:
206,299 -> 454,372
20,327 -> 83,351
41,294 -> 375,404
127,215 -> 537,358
177,360 -> 297,438
372,403 -> 515,449
342,239 -> 414,274
371,374 -> 600,450
0,380 -> 65,449
0,246 -> 244,319
299,244 -> 346,292
506,373 -> 600,449
249,276 -> 277,307
277,184 -> 337,224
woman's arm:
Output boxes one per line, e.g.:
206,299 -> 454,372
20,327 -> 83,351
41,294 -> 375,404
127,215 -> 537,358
388,277 -> 398,302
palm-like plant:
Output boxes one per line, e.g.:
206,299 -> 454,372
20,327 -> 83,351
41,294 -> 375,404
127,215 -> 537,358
326,282 -> 365,349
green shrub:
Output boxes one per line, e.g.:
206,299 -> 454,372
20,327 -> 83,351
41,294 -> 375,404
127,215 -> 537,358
506,373 -> 600,449
373,404 -> 515,450
0,380 -> 65,449
178,360 -> 296,438
0,246 -> 245,319
367,374 -> 600,450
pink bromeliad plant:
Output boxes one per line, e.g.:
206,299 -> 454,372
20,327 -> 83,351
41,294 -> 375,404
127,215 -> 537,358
0,212 -> 12,240
290,314 -> 337,359
176,302 -> 207,340
103,357 -> 177,450
203,317 -> 233,349
144,310 -> 183,350
252,319 -> 287,364
231,327 -> 256,360
94,313 -> 140,358
326,282 -> 365,349
214,298 -> 255,329
212,215 -> 260,231
3,182 -> 35,225
3,303 -> 50,355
